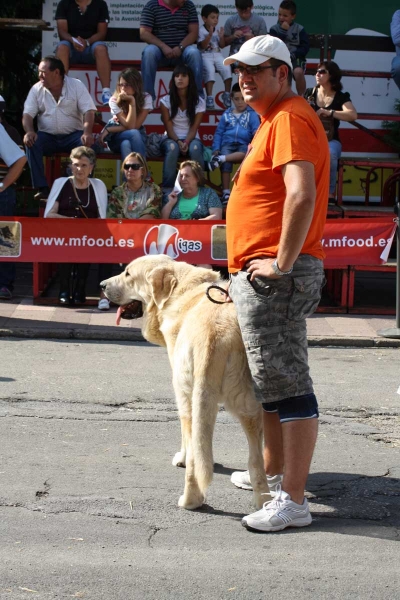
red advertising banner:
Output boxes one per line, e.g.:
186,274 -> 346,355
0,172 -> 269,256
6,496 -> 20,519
0,217 -> 396,267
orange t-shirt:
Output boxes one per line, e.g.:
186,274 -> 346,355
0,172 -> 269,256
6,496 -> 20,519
226,95 -> 329,272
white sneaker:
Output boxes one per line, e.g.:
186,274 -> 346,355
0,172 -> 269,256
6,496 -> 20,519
230,471 -> 282,495
221,91 -> 232,108
242,486 -> 312,532
221,191 -> 230,206
98,298 -> 110,311
101,90 -> 112,106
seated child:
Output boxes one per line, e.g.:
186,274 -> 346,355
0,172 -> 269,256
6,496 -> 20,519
269,0 -> 309,96
224,0 -> 267,72
198,5 -> 232,110
208,83 -> 260,205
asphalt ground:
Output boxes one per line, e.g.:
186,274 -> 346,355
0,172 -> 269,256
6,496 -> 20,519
0,340 -> 399,600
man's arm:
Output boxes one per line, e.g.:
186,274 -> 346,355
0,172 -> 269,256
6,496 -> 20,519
81,110 -> 96,146
57,19 -> 74,43
86,21 -> 108,45
140,27 -> 173,57
22,114 -> 38,147
247,160 -> 316,279
180,22 -> 199,48
0,156 -> 27,192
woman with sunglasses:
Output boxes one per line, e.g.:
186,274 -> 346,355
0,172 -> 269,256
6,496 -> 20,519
305,61 -> 357,202
107,152 -> 162,219
160,64 -> 205,197
97,152 -> 162,310
98,68 -> 152,160
45,146 -> 108,305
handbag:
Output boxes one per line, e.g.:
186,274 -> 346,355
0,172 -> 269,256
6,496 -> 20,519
319,114 -> 335,141
306,87 -> 335,141
146,132 -> 164,157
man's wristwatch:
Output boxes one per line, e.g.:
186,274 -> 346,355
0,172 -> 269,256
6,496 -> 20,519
271,259 -> 293,276
179,44 -> 184,52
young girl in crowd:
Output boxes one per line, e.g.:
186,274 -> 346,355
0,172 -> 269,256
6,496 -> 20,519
99,68 -> 152,160
160,64 -> 205,196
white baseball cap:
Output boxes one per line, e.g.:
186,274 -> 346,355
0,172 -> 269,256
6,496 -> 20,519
224,35 -> 292,70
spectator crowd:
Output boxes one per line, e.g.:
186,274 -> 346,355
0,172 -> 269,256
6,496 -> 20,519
2,0 -> 399,306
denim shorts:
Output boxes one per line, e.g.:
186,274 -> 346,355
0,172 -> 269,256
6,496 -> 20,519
230,254 -> 325,404
57,40 -> 107,64
262,393 -> 319,423
220,142 -> 248,173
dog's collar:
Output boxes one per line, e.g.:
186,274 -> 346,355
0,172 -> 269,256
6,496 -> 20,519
206,284 -> 230,305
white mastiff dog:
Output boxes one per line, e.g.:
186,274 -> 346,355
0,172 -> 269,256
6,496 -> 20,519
101,255 -> 269,510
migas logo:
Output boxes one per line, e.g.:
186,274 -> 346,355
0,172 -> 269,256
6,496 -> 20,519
143,224 -> 202,258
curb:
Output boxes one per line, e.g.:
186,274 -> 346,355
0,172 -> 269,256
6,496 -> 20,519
308,336 -> 400,348
1,328 -> 400,347
0,328 -> 147,342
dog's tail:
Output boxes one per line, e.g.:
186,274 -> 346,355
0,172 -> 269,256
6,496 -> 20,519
191,383 -> 219,496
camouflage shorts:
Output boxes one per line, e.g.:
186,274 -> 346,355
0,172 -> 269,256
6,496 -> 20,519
230,254 -> 325,404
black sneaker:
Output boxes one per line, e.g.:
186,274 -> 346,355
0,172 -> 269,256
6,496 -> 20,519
208,156 -> 222,171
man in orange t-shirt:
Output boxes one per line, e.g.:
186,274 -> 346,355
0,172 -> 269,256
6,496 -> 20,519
223,35 -> 329,533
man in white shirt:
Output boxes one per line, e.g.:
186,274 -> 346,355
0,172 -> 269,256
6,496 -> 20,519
0,97 -> 27,299
22,56 -> 96,200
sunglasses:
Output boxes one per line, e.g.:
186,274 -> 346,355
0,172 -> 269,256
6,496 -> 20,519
237,65 -> 275,76
123,163 -> 142,171
316,69 -> 328,75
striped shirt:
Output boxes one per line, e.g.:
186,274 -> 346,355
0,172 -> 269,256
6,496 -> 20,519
140,0 -> 198,48
23,76 -> 96,135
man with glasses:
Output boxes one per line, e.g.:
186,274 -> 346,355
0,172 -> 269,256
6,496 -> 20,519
223,35 -> 329,532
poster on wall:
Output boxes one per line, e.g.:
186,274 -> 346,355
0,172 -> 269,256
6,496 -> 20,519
0,218 -> 396,267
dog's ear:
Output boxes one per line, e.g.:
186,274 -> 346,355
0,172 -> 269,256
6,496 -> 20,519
146,267 -> 177,309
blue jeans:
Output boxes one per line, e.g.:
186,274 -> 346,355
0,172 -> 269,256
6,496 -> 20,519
328,139 -> 342,196
161,138 -> 204,191
392,55 -> 400,90
107,127 -> 147,161
141,44 -> 204,100
57,40 -> 107,64
26,130 -> 85,189
0,187 -> 16,290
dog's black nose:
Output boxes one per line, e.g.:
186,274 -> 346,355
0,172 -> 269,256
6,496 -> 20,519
100,280 -> 106,290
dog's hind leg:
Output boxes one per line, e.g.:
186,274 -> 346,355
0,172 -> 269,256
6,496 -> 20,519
237,411 -> 270,509
172,416 -> 189,467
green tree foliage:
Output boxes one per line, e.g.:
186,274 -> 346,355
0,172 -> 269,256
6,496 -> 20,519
0,1 -> 44,130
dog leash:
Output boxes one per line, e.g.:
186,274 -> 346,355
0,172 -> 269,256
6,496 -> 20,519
206,284 -> 231,305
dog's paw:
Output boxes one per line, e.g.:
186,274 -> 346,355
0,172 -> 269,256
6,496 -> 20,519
172,452 -> 186,467
178,493 -> 204,510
